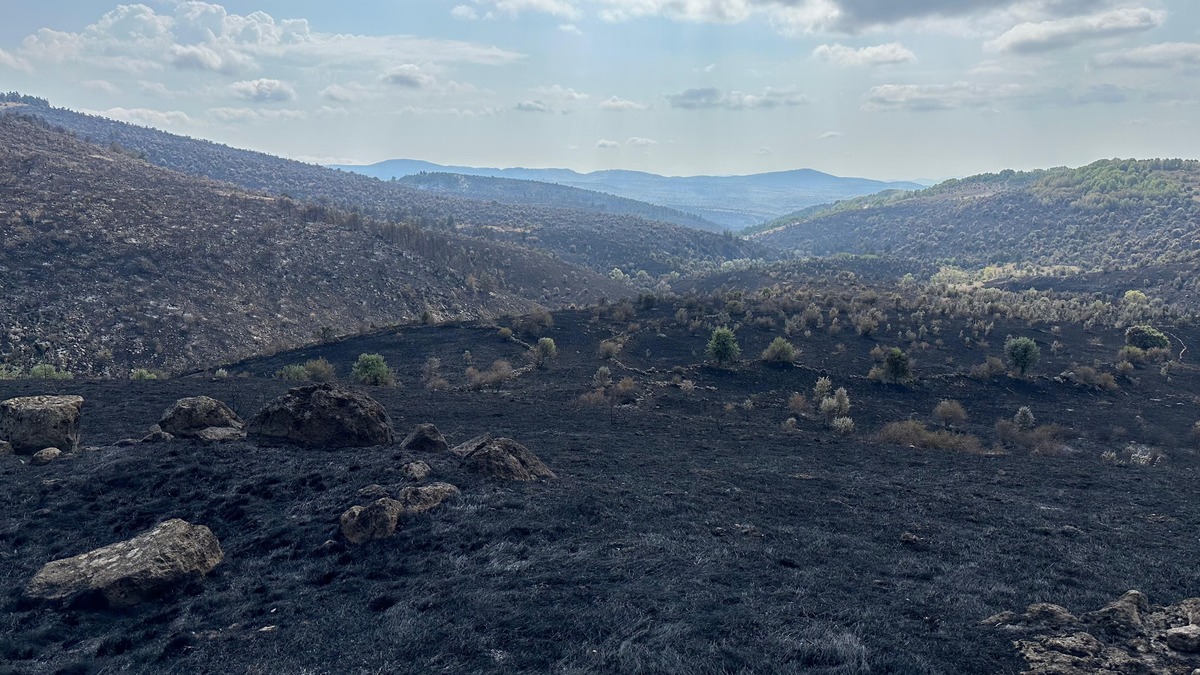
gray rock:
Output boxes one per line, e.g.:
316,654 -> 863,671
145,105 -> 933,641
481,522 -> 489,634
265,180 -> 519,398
25,519 -> 222,607
31,447 -> 63,466
159,396 -> 243,438
397,482 -> 459,515
249,384 -> 394,449
340,498 -> 405,544
457,436 -> 556,481
1084,590 -> 1148,637
0,395 -> 83,454
399,424 -> 449,454
0,439 -> 12,455
193,426 -> 247,442
401,460 -> 432,481
1167,625 -> 1200,653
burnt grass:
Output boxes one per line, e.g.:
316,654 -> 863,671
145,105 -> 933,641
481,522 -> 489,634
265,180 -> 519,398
2,306 -> 1200,674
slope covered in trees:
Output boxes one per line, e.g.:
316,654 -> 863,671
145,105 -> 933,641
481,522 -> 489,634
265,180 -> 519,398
0,115 -> 626,374
2,100 -> 766,277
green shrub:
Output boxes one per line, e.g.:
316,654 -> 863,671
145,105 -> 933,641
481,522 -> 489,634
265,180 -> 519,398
529,337 -> 558,368
593,366 -> 612,389
933,400 -> 967,426
881,347 -> 913,383
813,376 -> 832,401
1005,337 -> 1040,376
761,337 -> 796,364
28,364 -> 72,380
1124,325 -> 1169,350
351,353 -> 395,386
0,365 -> 23,380
969,356 -> 1007,380
706,327 -> 741,365
131,368 -> 159,381
497,327 -> 514,340
276,364 -> 310,380
830,417 -> 855,437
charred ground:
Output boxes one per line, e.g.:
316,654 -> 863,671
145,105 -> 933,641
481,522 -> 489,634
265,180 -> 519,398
2,296 -> 1198,674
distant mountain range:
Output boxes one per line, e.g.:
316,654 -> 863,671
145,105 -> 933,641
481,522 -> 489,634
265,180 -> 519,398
331,159 -> 926,230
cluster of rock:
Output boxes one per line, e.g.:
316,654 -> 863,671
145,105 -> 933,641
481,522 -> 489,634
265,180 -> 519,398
7,383 -> 557,610
984,590 -> 1200,674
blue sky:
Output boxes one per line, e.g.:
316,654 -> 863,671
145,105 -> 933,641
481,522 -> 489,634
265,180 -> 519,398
1,1 -> 1198,179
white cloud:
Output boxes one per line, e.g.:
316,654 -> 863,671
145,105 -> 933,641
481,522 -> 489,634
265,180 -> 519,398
534,84 -> 589,100
82,106 -> 195,130
169,44 -> 255,74
665,86 -> 807,110
230,78 -> 297,102
986,7 -> 1164,54
82,79 -> 120,95
466,0 -> 581,19
1093,42 -> 1200,69
209,107 -> 308,123
0,47 -> 32,72
862,82 -> 1018,112
597,138 -> 620,148
626,136 -> 657,146
381,64 -> 437,88
516,99 -> 551,112
817,130 -> 843,139
558,24 -> 583,34
319,83 -> 369,102
451,5 -> 482,20
599,95 -> 648,111
813,43 -> 916,67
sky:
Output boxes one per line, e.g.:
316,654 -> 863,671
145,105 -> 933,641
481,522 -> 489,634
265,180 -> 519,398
0,1 -> 1198,180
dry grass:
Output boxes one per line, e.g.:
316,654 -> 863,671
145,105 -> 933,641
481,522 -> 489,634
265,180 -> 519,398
879,420 -> 984,454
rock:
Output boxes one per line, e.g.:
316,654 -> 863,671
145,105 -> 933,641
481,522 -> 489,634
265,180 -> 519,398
114,438 -> 139,447
397,482 -> 459,515
31,447 -> 63,466
248,384 -> 394,449
0,439 -> 13,455
193,426 -> 247,442
1166,625 -> 1200,653
340,498 -> 404,544
1024,603 -> 1079,628
356,484 -> 390,500
0,395 -> 83,454
25,519 -> 222,607
456,436 -> 556,481
399,424 -> 449,454
141,424 -> 175,443
1084,590 -> 1148,637
450,433 -> 493,458
401,461 -> 432,481
159,396 -> 243,439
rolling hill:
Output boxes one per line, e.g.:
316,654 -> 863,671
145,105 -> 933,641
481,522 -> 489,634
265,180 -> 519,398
333,159 -> 926,230
0,114 -> 627,375
1,98 -> 766,278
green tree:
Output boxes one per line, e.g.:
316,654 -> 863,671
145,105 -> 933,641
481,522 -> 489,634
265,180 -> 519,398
883,347 -> 913,383
1005,337 -> 1040,376
760,337 -> 796,364
1124,325 -> 1169,350
351,353 -> 395,386
706,327 -> 741,365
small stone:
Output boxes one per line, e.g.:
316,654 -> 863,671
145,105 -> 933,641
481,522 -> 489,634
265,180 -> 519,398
400,461 -> 431,481
31,447 -> 63,466
141,425 -> 175,443
0,439 -> 13,455
340,498 -> 404,544
1166,625 -> 1200,653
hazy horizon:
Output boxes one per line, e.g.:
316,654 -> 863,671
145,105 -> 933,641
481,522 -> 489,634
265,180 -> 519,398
2,1 -> 1198,180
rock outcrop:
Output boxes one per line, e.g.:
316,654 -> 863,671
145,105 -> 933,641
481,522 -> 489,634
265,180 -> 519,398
399,423 -> 449,454
401,460 -> 432,481
159,396 -> 244,440
0,395 -> 83,454
248,384 -> 394,448
340,482 -> 459,544
452,434 -> 556,481
30,447 -> 63,466
985,591 -> 1200,674
25,519 -> 223,607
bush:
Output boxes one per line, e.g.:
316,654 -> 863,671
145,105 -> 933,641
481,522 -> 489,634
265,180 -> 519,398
593,366 -> 612,389
0,365 -> 23,380
706,327 -> 741,365
1014,406 -> 1036,430
598,339 -> 623,360
813,376 -> 832,401
131,368 -> 159,381
578,389 -> 608,407
882,347 -> 913,383
830,417 -> 855,437
1060,365 -> 1118,391
1125,325 -> 1169,350
969,356 -> 1007,380
529,337 -> 558,368
819,388 -> 851,421
422,357 -> 448,391
787,392 -> 810,416
879,420 -> 983,453
497,327 -> 514,340
351,353 -> 395,386
466,360 -> 513,390
613,377 -> 638,403
1117,346 -> 1146,364
28,364 -> 72,380
761,337 -> 796,364
303,358 -> 336,383
276,364 -> 310,380
933,400 -> 967,427
1005,337 -> 1040,376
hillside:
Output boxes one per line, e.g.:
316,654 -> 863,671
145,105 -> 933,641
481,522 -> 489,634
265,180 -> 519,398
3,295 -> 1199,674
335,159 -> 926,230
2,100 -> 765,277
751,161 -> 1200,272
396,172 -> 723,232
0,115 -> 627,375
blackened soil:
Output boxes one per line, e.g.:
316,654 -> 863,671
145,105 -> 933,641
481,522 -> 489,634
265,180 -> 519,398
2,308 -> 1199,674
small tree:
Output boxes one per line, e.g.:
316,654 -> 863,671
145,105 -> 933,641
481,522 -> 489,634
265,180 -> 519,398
1005,337 -> 1040,376
530,337 -> 558,368
883,347 -> 913,383
933,400 -> 967,427
1124,325 -> 1169,350
761,337 -> 797,364
1014,406 -> 1036,430
351,353 -> 395,386
706,327 -> 741,365
813,376 -> 833,401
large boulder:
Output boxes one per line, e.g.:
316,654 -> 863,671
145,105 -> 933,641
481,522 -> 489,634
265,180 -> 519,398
25,519 -> 223,607
159,396 -> 244,440
340,498 -> 405,544
399,423 -> 449,454
0,395 -> 83,454
397,482 -> 460,515
452,434 -> 556,481
248,384 -> 394,449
